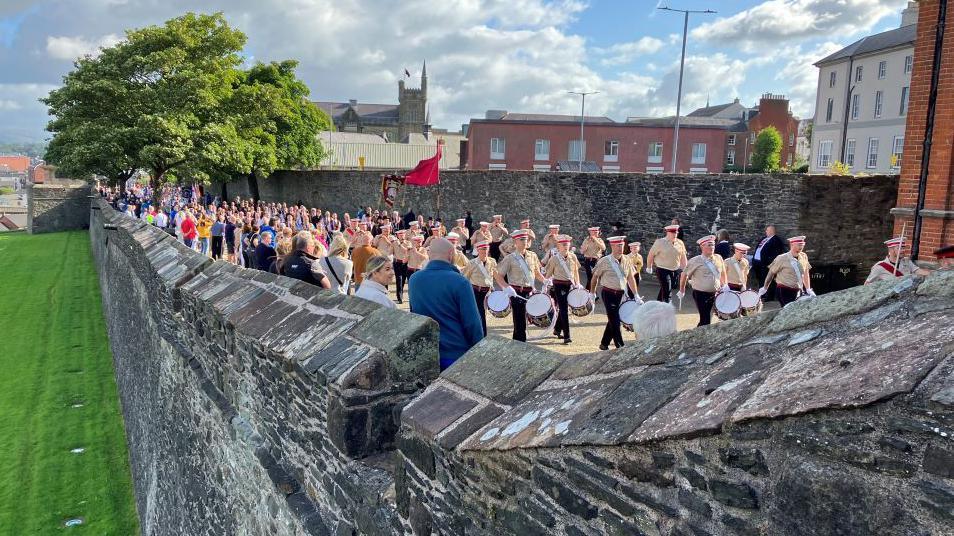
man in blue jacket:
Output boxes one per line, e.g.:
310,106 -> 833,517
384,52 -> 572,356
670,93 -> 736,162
409,238 -> 484,370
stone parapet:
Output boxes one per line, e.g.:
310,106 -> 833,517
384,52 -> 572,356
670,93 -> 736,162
28,179 -> 91,233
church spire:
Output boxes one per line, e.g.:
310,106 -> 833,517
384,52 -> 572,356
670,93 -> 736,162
421,60 -> 427,94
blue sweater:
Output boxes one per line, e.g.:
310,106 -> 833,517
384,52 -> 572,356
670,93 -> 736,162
408,260 -> 484,369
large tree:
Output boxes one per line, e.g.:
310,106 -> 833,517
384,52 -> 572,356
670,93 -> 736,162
751,126 -> 783,173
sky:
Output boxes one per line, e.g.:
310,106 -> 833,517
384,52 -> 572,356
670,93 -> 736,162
0,0 -> 913,144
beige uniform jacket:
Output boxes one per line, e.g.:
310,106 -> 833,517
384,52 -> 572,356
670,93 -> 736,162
724,256 -> 750,287
648,238 -> 687,270
408,247 -> 429,270
685,254 -> 726,293
580,236 -> 606,260
497,250 -> 542,288
490,224 -> 509,242
768,252 -> 812,289
461,257 -> 497,288
627,252 -> 644,274
391,240 -> 411,262
544,253 -> 581,284
865,257 -> 918,284
453,250 -> 468,269
451,226 -> 470,241
500,237 -> 515,255
540,233 -> 560,253
372,234 -> 396,256
592,254 -> 635,291
472,228 -> 493,245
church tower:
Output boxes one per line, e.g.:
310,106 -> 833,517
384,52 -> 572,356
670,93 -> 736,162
398,61 -> 428,142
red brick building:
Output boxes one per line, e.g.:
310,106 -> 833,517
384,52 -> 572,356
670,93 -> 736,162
465,111 -> 728,173
893,0 -> 954,262
0,155 -> 30,174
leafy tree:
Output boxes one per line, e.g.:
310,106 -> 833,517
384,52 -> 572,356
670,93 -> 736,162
751,126 -> 782,173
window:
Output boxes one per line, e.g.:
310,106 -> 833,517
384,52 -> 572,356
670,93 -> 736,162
789,133 -> 795,147
648,142 -> 663,163
750,131 -> 756,143
891,136 -> 904,169
490,137 -> 505,160
851,94 -> 861,120
845,139 -> 856,167
878,60 -> 887,79
787,154 -> 793,166
904,55 -> 913,74
900,86 -> 909,115
728,134 -> 736,146
826,98 -> 834,122
867,138 -> 879,168
534,139 -> 549,161
817,140 -> 833,168
856,65 -> 863,82
604,140 -> 619,162
874,91 -> 883,118
691,143 -> 706,164
568,139 -> 586,161
829,71 -> 837,87
726,149 -> 735,165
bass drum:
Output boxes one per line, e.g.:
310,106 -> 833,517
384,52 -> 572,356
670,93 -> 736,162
619,299 -> 640,332
738,290 -> 763,316
525,293 -> 556,329
485,290 -> 512,318
715,291 -> 742,320
567,288 -> 594,317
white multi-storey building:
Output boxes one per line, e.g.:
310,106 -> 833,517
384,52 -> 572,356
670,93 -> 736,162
810,2 -> 918,174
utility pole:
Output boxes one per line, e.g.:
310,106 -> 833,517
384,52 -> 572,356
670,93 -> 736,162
658,6 -> 716,173
568,90 -> 599,172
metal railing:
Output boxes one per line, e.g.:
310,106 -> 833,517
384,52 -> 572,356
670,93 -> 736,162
319,142 -> 451,170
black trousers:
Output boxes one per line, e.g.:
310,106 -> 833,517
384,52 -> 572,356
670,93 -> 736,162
693,290 -> 716,326
776,285 -> 800,307
473,286 -> 489,336
728,283 -> 743,292
211,236 -> 223,259
656,268 -> 681,303
393,260 -> 407,302
583,258 -> 598,288
600,288 -> 625,348
549,283 -> 571,339
511,287 -> 533,342
490,241 -> 503,261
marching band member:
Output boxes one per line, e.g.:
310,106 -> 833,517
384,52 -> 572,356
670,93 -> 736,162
679,235 -> 728,326
627,241 -> 644,295
646,224 -> 688,303
759,235 -> 813,307
451,218 -> 470,250
461,240 -> 497,335
580,226 -> 606,289
472,221 -> 492,252
391,229 -> 411,304
371,223 -> 396,255
489,215 -> 509,260
544,235 -> 581,344
445,233 -> 469,268
518,218 -> 536,241
590,236 -> 639,351
424,223 -> 444,248
407,234 -> 429,275
540,224 -> 561,253
864,237 -> 930,284
493,230 -> 546,342
725,243 -> 751,291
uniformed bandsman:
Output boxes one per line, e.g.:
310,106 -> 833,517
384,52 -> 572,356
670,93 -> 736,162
544,235 -> 582,344
725,243 -> 751,291
590,236 -> 639,350
540,224 -> 561,254
646,224 -> 688,303
358,221 -> 374,245
679,235 -> 728,326
627,241 -> 644,296
759,235 -> 813,307
371,223 -> 396,255
489,215 -> 509,260
518,218 -> 537,242
445,232 -> 469,268
500,235 -> 516,256
472,221 -> 492,251
461,240 -> 497,336
494,229 -> 546,342
424,223 -> 444,248
344,219 -> 360,246
580,226 -> 606,289
392,229 -> 411,304
451,218 -> 470,250
864,237 -> 931,284
408,220 -> 422,239
407,235 -> 428,275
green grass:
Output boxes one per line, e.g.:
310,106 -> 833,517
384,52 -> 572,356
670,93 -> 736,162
0,231 -> 139,535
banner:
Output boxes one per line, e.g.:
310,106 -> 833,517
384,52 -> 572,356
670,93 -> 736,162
381,174 -> 404,207
404,141 -> 443,186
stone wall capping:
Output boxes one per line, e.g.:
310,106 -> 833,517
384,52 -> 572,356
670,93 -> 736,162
348,307 -> 440,385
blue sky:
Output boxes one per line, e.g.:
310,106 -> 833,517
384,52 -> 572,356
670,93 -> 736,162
0,0 -> 912,143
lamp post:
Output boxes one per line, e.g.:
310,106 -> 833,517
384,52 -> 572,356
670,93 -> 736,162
658,6 -> 716,173
568,90 -> 599,172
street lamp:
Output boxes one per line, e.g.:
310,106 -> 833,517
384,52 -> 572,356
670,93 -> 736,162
568,90 -> 599,172
658,5 -> 716,173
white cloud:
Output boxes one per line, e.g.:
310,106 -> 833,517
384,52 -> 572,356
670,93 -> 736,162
46,33 -> 121,60
0,100 -> 22,110
691,0 -> 908,52
594,36 -> 665,66
774,41 -> 844,118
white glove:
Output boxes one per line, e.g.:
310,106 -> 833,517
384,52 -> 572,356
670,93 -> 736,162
807,289 -> 816,297
573,283 -> 584,290
545,278 -> 554,287
677,290 -> 685,300
757,287 -> 767,297
590,292 -> 598,301
645,266 -> 653,274
505,286 -> 518,297
635,295 -> 645,305
721,284 -> 731,293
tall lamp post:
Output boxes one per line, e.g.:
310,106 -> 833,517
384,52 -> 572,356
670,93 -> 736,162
658,6 -> 715,173
568,90 -> 599,172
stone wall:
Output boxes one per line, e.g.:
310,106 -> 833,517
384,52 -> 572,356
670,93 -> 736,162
90,196 -> 439,535
28,179 -> 91,233
226,170 -> 898,285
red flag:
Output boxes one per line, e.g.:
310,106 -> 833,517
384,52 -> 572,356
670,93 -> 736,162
404,142 -> 442,186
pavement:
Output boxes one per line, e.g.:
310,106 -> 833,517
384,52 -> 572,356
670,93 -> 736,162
384,274 -> 781,356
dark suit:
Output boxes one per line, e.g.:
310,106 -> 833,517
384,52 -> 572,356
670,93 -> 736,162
714,241 -> 733,259
751,234 -> 786,297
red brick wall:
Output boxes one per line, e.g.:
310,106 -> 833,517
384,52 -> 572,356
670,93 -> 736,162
466,121 -> 727,173
747,98 -> 801,168
894,0 -> 954,262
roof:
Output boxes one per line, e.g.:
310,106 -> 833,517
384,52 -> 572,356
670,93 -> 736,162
318,131 -> 387,144
0,215 -> 19,230
815,24 -> 917,66
313,101 -> 400,122
485,112 -> 616,124
687,100 -> 748,119
625,116 -> 739,129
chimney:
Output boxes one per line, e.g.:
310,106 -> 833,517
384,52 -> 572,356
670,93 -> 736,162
901,1 -> 919,27
349,99 -> 358,107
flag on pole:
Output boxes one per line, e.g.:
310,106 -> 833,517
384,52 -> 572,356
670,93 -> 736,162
404,141 -> 442,186
404,68 -> 411,78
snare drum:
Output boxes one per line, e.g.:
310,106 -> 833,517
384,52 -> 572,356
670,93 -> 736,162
738,290 -> 763,316
567,288 -> 594,317
715,291 -> 742,320
485,290 -> 512,318
619,299 -> 640,332
525,293 -> 556,328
